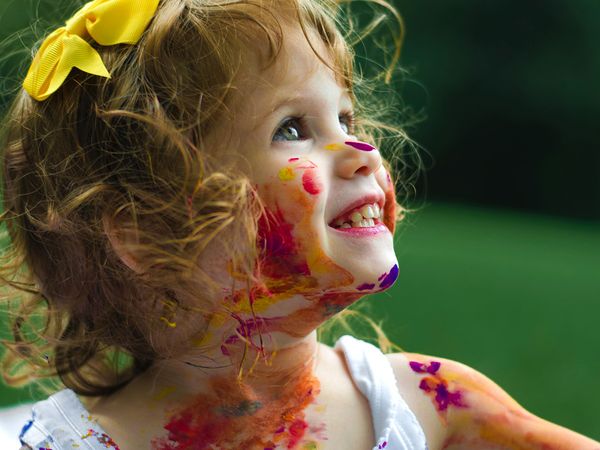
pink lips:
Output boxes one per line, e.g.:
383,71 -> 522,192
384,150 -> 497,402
331,223 -> 388,236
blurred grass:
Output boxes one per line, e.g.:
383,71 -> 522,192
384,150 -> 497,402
1,202 -> 599,441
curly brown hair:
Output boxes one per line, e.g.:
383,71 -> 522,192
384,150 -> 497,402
0,0 -> 419,398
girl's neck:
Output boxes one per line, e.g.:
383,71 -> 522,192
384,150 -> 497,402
140,329 -> 320,400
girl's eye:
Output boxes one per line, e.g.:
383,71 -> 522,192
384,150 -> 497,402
272,112 -> 356,143
339,112 -> 355,135
273,117 -> 306,142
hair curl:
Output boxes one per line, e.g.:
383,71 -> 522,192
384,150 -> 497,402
0,0 -> 420,397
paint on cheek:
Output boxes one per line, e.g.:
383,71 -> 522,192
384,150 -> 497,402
377,264 -> 399,289
302,170 -> 322,195
257,207 -> 310,278
278,166 -> 296,181
288,157 -> 300,162
383,181 -> 397,235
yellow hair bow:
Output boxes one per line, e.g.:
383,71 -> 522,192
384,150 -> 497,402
23,0 -> 160,101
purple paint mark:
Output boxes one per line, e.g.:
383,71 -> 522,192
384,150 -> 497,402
345,140 -> 377,152
409,360 -> 441,375
356,283 -> 376,291
378,441 -> 388,449
378,264 -> 399,289
419,378 -> 467,411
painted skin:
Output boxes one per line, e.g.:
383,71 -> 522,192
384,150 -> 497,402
391,353 -> 600,450
90,19 -> 599,450
143,23 -> 398,449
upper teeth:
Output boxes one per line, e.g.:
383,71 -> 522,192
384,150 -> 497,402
334,203 -> 382,228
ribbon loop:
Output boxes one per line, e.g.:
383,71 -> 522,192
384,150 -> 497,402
23,0 -> 159,101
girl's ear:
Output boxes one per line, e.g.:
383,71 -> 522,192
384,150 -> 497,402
102,214 -> 142,274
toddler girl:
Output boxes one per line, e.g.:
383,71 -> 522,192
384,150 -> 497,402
1,0 -> 598,449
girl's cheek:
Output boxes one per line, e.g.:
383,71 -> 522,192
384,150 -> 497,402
382,170 -> 397,235
272,159 -> 322,214
301,169 -> 322,196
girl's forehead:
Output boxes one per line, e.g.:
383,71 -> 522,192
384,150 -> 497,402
232,24 -> 342,109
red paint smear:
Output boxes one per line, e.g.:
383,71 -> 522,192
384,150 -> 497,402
257,207 -> 310,278
302,170 -> 322,195
288,157 -> 300,162
383,182 -> 397,235
152,367 -> 320,449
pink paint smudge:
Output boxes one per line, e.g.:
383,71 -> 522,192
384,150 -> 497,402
302,170 -> 322,195
345,140 -> 377,152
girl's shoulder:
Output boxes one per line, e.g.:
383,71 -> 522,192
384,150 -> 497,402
386,352 -> 600,450
18,389 -> 120,450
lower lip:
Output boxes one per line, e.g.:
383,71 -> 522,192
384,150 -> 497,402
329,223 -> 388,237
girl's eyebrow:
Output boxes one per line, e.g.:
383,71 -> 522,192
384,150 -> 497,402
257,90 -> 353,124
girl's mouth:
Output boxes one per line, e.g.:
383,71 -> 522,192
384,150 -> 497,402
328,202 -> 383,230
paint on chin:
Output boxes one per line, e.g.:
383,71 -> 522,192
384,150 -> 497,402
378,264 -> 399,290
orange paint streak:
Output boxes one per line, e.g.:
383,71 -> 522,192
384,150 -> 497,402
152,364 -> 320,449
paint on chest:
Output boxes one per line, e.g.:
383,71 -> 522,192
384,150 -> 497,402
151,369 -> 323,449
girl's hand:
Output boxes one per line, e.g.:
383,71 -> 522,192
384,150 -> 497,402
387,353 -> 600,450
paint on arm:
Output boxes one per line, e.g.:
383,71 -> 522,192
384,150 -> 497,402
406,354 -> 600,450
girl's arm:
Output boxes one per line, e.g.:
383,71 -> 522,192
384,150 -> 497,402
387,352 -> 600,450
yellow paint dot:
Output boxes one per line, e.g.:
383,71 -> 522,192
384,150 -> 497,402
153,385 -> 177,401
324,143 -> 344,151
278,166 -> 296,181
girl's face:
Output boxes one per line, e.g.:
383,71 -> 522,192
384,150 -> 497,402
208,24 -> 398,334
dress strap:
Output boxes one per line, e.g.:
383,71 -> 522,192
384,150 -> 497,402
19,389 -> 120,450
335,335 -> 429,450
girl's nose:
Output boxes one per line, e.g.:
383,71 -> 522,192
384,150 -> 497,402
327,140 -> 383,178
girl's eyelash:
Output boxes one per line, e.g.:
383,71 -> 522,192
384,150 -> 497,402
340,111 -> 355,134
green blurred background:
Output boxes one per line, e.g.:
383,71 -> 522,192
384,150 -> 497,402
0,0 -> 599,442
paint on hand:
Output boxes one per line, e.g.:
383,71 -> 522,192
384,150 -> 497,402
356,282 -> 376,291
378,264 -> 399,289
278,166 -> 296,181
